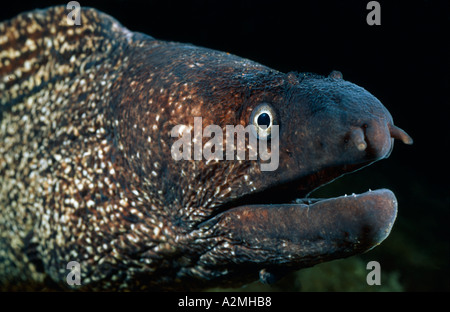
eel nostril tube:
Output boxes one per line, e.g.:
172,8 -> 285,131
388,124 -> 414,145
349,127 -> 367,151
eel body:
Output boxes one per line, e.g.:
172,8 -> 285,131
0,7 -> 412,290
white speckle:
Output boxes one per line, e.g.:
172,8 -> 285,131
23,60 -> 32,71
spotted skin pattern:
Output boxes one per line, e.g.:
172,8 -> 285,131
0,7 -> 412,290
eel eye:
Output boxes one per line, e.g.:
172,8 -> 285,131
257,113 -> 271,127
250,103 -> 277,139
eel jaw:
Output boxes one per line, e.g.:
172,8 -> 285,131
188,124 -> 410,287
197,189 -> 397,285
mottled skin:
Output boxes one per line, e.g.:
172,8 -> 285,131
0,7 -> 412,290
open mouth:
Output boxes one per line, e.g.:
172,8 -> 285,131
202,161 -> 398,250
198,124 -> 412,273
199,176 -> 398,281
217,160 -> 374,208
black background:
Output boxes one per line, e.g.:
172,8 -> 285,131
1,0 -> 449,292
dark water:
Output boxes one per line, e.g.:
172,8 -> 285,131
2,0 -> 448,291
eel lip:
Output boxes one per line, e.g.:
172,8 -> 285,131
204,189 -> 397,265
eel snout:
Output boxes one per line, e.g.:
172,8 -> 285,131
389,124 -> 414,145
346,121 -> 413,159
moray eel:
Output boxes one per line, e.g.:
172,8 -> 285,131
0,7 -> 412,290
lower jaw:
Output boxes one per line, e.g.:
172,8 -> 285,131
209,188 -> 398,259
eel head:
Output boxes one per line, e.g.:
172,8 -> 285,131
157,68 -> 413,289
